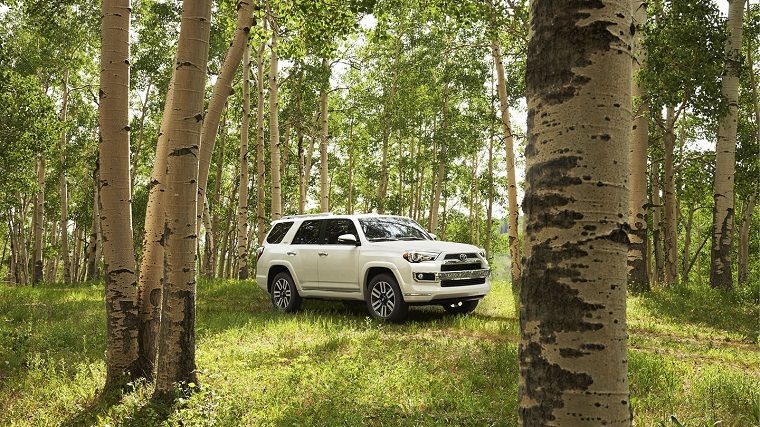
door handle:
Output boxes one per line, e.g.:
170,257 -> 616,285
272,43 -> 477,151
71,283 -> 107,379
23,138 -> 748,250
286,251 -> 297,256
318,252 -> 328,256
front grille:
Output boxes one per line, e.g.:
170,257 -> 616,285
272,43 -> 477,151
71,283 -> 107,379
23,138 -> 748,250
441,277 -> 487,287
444,253 -> 477,260
440,262 -> 482,272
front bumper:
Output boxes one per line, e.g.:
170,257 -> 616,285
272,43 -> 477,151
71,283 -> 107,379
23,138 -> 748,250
400,266 -> 491,303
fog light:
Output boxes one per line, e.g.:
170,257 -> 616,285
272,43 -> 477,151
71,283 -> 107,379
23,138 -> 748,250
417,273 -> 424,280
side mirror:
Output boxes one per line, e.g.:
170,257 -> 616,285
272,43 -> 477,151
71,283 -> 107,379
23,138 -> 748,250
337,234 -> 360,246
429,233 -> 438,241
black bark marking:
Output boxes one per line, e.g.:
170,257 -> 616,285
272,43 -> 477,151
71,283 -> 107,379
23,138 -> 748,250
170,147 -> 197,158
520,341 -> 594,422
710,207 -> 734,289
526,156 -> 583,189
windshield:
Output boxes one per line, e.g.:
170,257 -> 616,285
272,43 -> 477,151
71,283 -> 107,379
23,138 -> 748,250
358,217 -> 432,241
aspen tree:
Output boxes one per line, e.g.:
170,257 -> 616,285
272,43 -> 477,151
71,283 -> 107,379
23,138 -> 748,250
237,44 -> 252,279
520,1 -> 632,424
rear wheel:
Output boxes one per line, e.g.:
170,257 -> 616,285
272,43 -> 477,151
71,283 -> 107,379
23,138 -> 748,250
442,300 -> 479,315
366,273 -> 408,322
271,271 -> 302,313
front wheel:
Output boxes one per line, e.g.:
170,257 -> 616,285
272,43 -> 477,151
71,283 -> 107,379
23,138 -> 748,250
271,271 -> 303,313
442,300 -> 479,315
366,273 -> 408,322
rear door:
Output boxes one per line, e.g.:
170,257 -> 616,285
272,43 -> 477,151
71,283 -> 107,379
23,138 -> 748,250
288,220 -> 323,290
317,218 -> 361,293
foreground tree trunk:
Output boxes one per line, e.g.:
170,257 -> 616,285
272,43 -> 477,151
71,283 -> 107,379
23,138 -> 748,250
710,0 -> 744,290
32,155 -> 45,284
627,0 -> 649,292
99,0 -> 139,387
155,0 -> 211,398
237,44 -> 251,280
520,1 -> 631,424
195,0 -> 253,238
268,12 -> 282,221
492,39 -> 522,293
136,67 -> 175,380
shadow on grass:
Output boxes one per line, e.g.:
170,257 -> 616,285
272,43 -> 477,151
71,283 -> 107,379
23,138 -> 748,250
61,387 -> 176,427
638,284 -> 759,340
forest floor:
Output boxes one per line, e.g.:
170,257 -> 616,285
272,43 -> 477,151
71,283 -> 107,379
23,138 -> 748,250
0,269 -> 758,426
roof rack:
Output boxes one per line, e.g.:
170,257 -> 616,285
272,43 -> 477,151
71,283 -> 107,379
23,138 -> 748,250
280,212 -> 335,220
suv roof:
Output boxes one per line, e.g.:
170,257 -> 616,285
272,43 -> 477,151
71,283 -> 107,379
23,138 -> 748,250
275,213 -> 396,222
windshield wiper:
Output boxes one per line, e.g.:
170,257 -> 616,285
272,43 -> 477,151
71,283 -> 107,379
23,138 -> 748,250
368,237 -> 399,242
397,236 -> 425,240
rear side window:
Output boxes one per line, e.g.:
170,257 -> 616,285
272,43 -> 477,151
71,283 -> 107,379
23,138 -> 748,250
292,220 -> 322,244
266,221 -> 294,244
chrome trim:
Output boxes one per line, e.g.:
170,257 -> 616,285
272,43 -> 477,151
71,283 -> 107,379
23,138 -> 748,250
437,269 -> 491,281
403,292 -> 433,297
442,257 -> 479,264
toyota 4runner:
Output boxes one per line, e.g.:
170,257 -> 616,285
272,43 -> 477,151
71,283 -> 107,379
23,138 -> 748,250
255,213 -> 491,321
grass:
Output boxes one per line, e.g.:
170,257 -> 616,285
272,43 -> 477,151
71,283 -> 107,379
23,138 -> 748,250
0,275 -> 758,426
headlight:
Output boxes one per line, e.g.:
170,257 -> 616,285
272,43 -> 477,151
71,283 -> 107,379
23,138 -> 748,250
478,248 -> 486,258
403,250 -> 439,263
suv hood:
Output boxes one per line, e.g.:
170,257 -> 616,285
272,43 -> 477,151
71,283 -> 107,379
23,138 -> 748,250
366,239 -> 480,254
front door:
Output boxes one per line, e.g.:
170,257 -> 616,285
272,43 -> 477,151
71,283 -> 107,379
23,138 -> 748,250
317,218 -> 360,293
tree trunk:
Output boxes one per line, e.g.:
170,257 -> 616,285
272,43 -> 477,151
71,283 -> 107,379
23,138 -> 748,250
347,117 -> 354,215
99,0 -> 140,387
131,80 -> 152,192
680,207 -> 694,282
136,64 -> 176,380
280,123 -> 290,182
710,0 -> 744,290
429,85 -> 449,235
519,1 -> 631,424
627,0 -> 649,292
32,155 -> 45,284
86,160 -> 101,281
195,0 -> 253,238
209,106 -> 229,279
255,39 -> 267,244
738,193 -> 756,285
651,161 -> 664,284
46,220 -> 58,282
59,70 -> 72,285
492,39 -> 522,291
318,64 -> 329,213
268,12 -> 282,221
663,107 -> 678,285
155,0 -> 212,397
237,44 -> 251,280
485,129 -> 494,259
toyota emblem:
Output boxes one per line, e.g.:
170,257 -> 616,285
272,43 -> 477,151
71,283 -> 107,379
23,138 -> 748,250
459,253 -> 467,262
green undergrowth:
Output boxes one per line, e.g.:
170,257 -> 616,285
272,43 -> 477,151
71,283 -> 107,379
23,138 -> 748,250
0,278 -> 757,426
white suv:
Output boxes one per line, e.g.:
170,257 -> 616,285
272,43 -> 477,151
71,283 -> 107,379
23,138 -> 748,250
255,213 -> 491,321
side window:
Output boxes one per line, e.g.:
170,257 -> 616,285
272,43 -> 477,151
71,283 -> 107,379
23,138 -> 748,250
323,219 -> 358,244
266,221 -> 294,244
292,220 -> 322,245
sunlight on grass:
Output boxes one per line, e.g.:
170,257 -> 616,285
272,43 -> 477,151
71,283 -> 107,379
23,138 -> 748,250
0,279 -> 757,426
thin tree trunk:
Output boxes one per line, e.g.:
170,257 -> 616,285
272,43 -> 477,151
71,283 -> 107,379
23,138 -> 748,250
32,155 -> 45,284
209,106 -> 229,279
131,80 -> 152,192
280,123 -> 289,181
99,0 -> 140,387
710,0 -> 745,290
492,39 -> 521,289
155,0 -> 212,397
485,128 -> 494,259
59,70 -> 72,285
237,44 -> 251,280
627,0 -> 650,292
46,220 -> 58,282
347,117 -> 354,215
268,12 -> 282,221
429,86 -> 449,235
519,1 -> 631,424
663,107 -> 678,284
86,160 -> 100,281
195,0 -> 254,238
651,161 -> 664,284
738,193 -> 756,285
681,207 -> 695,282
318,62 -> 329,213
255,39 -> 267,243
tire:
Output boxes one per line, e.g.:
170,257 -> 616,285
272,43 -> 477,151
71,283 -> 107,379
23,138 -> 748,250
270,271 -> 302,313
365,273 -> 408,322
442,299 -> 479,315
